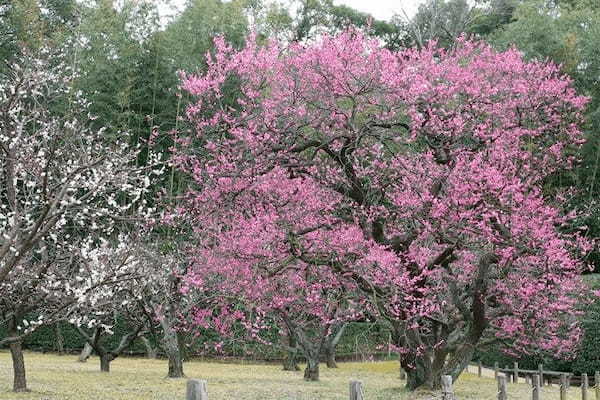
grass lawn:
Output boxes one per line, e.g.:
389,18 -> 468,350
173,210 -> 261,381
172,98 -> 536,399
0,351 -> 589,399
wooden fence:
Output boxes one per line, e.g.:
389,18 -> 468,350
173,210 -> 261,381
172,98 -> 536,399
184,378 -> 369,400
183,362 -> 600,399
469,361 -> 600,400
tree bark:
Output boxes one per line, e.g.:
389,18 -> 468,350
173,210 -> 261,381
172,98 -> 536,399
323,323 -> 346,369
280,315 -> 325,381
282,333 -> 300,371
303,357 -> 320,381
167,350 -> 184,378
160,318 -> 184,378
100,354 -> 111,372
77,328 -> 99,362
403,352 -> 432,390
442,344 -> 475,383
140,336 -> 158,359
283,349 -> 301,371
324,345 -> 337,368
75,325 -> 143,373
78,342 -> 93,362
54,323 -> 65,355
9,338 -> 28,392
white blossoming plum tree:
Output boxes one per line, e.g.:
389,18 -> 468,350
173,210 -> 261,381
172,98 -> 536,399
0,49 -> 159,391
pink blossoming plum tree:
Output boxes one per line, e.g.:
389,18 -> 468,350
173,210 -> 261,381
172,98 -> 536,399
177,31 -> 591,389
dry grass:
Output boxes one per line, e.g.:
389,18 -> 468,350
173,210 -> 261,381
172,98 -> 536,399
0,351 -> 589,399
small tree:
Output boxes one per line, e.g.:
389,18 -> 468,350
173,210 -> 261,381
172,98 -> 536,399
183,253 -> 361,381
133,232 -> 191,379
69,238 -> 152,373
176,31 -> 592,389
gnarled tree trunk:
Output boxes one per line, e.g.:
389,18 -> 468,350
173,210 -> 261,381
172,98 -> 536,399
442,344 -> 475,383
394,253 -> 494,390
402,350 -> 434,390
402,344 -> 474,389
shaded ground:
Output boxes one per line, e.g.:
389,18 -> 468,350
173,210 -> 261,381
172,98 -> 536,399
0,351 -> 588,399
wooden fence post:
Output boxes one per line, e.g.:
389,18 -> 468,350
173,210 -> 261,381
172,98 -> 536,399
494,362 -> 499,380
478,361 -> 482,378
538,364 -> 544,387
442,375 -> 454,400
583,373 -> 589,400
186,379 -> 208,400
532,374 -> 540,400
497,374 -> 508,400
514,362 -> 519,384
560,373 -> 568,400
349,380 -> 364,400
595,371 -> 599,400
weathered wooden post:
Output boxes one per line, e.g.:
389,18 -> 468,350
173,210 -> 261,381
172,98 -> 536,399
595,371 -> 600,400
514,362 -> 519,384
538,364 -> 544,387
560,374 -> 568,400
442,375 -> 454,400
532,374 -> 540,400
478,361 -> 483,378
583,373 -> 589,400
186,379 -> 208,400
498,374 -> 508,400
349,380 -> 364,400
494,362 -> 499,380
